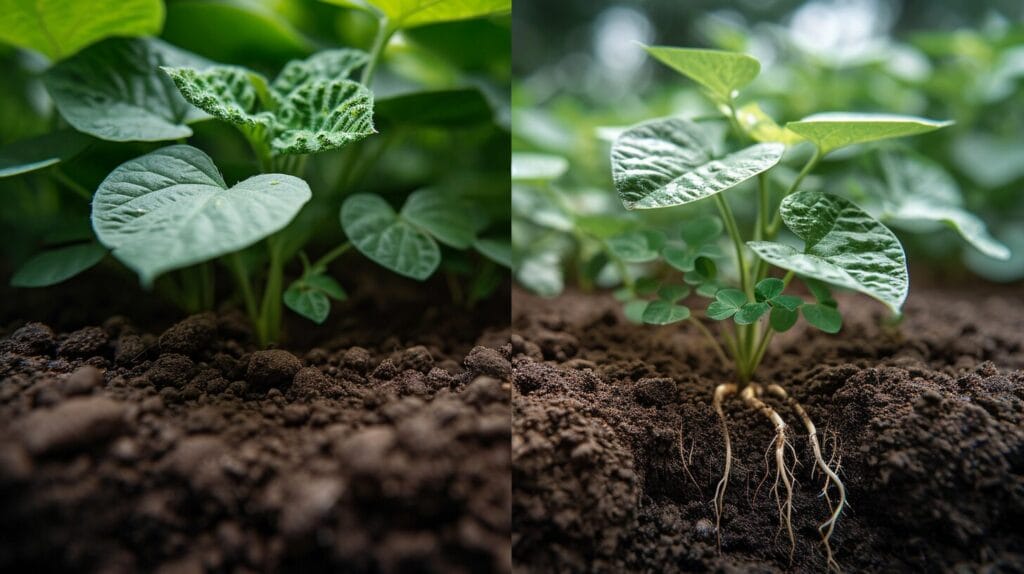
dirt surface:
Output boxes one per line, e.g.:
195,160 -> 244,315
0,290 -> 512,572
511,285 -> 1024,573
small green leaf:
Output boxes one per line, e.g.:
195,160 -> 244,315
271,49 -> 368,96
663,246 -> 696,272
304,274 -> 347,300
623,299 -> 649,323
11,242 -> 106,288
772,295 -> 804,311
612,117 -> 784,210
748,191 -> 908,313
754,277 -> 785,302
680,215 -> 723,246
0,0 -> 164,61
272,79 -> 376,155
696,281 -> 721,298
735,103 -> 804,145
511,152 -> 568,182
643,45 -> 760,101
786,113 -> 953,155
163,65 -> 274,129
642,300 -> 691,325
734,302 -> 769,325
46,39 -> 210,142
635,277 -> 660,296
328,0 -> 512,29
340,193 -> 440,280
284,272 -> 347,324
803,304 -> 842,333
607,230 -> 663,263
401,188 -> 484,249
0,130 -> 92,178
693,257 -> 717,280
92,145 -> 311,286
802,277 -> 837,307
376,88 -> 492,127
658,284 -> 691,303
473,237 -> 511,268
769,306 -> 798,332
706,288 -> 746,320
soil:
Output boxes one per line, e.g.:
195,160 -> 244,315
511,285 -> 1024,573
0,271 -> 512,573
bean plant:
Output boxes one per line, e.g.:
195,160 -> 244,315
603,46 -> 1002,571
1,0 -> 511,345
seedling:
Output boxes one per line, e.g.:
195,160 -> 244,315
608,46 -> 1007,570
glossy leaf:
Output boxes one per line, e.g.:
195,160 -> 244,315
401,188 -> 484,249
748,191 -> 908,313
328,0 -> 512,29
786,113 -> 953,155
10,242 -> 106,287
803,304 -> 842,333
644,45 -> 760,101
45,39 -> 210,142
612,117 -> 783,210
642,300 -> 691,325
512,152 -> 568,182
0,130 -> 92,178
340,193 -> 440,280
0,0 -> 163,61
92,145 -> 311,286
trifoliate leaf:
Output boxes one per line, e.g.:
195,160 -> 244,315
734,302 -> 769,325
786,113 -> 952,155
92,145 -> 311,286
401,188 -> 484,249
642,300 -> 691,325
735,103 -> 803,145
748,192 -> 908,313
271,79 -> 376,154
802,303 -> 842,333
607,230 -> 664,263
706,288 -> 746,320
0,130 -> 92,178
612,117 -> 784,210
658,284 -> 691,303
511,152 -> 568,182
754,277 -> 785,302
271,49 -> 368,96
769,305 -> 798,332
10,242 -> 106,287
340,193 -> 440,280
772,294 -> 804,311
643,45 -> 760,101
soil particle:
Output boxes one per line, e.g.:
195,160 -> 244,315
0,322 -> 55,356
62,365 -> 104,395
342,346 -> 373,372
465,346 -> 513,379
291,366 -> 342,399
158,313 -> 217,357
57,326 -> 109,358
246,349 -> 302,391
395,345 -> 434,373
17,396 -> 129,456
146,353 -> 195,388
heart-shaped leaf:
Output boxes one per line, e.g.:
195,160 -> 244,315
642,300 -> 691,325
45,39 -> 211,142
10,242 -> 107,287
512,152 -> 568,182
643,46 -> 760,102
769,306 -> 799,332
748,191 -> 908,313
272,79 -> 376,154
271,49 -> 368,97
0,0 -> 163,61
284,273 -> 347,324
0,130 -> 92,178
803,304 -> 842,333
92,145 -> 311,286
786,113 -> 952,155
754,277 -> 785,302
340,193 -> 441,280
612,117 -> 784,210
327,0 -> 512,29
401,188 -> 485,249
706,288 -> 747,320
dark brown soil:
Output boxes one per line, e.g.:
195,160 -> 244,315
511,285 -> 1024,573
0,294 -> 511,572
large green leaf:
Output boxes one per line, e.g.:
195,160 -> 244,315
786,113 -> 953,155
340,193 -> 440,280
45,39 -> 210,142
401,188 -> 484,249
612,117 -> 783,210
375,88 -> 492,127
0,130 -> 92,178
92,145 -> 311,286
10,242 -> 106,287
327,0 -> 511,28
271,49 -> 368,97
748,191 -> 908,313
875,152 -> 1010,260
644,46 -> 760,101
272,80 -> 376,154
0,0 -> 163,61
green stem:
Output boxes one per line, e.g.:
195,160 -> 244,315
714,193 -> 750,297
361,16 -> 394,86
768,148 -> 821,236
52,169 -> 92,201
312,242 -> 351,271
258,238 -> 285,346
229,253 -> 259,325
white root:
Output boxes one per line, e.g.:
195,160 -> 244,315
766,383 -> 847,574
741,384 -> 796,564
711,383 -> 738,553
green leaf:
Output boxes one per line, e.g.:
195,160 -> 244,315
376,88 -> 492,127
45,39 -> 210,142
516,251 -> 563,297
680,215 -> 723,246
642,300 -> 691,325
769,306 -> 798,332
511,152 -> 568,182
734,302 -> 769,325
607,230 -> 663,263
663,246 -> 696,272
473,237 -> 511,268
340,193 -> 440,280
0,130 -> 92,178
735,103 -> 804,145
748,192 -> 908,313
623,299 -> 648,323
163,66 -> 274,129
329,0 -> 512,29
754,277 -> 784,302
10,242 -> 106,287
786,113 -> 953,155
284,273 -> 347,324
772,295 -> 804,311
696,281 -> 721,298
643,45 -> 760,101
803,304 -> 842,333
876,152 -> 1010,260
271,49 -> 368,96
634,277 -> 660,296
658,284 -> 691,303
271,79 -> 376,155
574,215 -> 633,239
693,257 -> 717,280
802,277 -> 837,307
401,188 -> 484,249
0,0 -> 163,61
612,117 -> 784,210
706,288 -> 746,320
92,145 -> 311,286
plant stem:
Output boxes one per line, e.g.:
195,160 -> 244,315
689,316 -> 729,365
714,193 -> 749,297
768,148 -> 820,236
312,242 -> 351,271
361,16 -> 393,86
257,238 -> 285,346
229,253 -> 259,326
